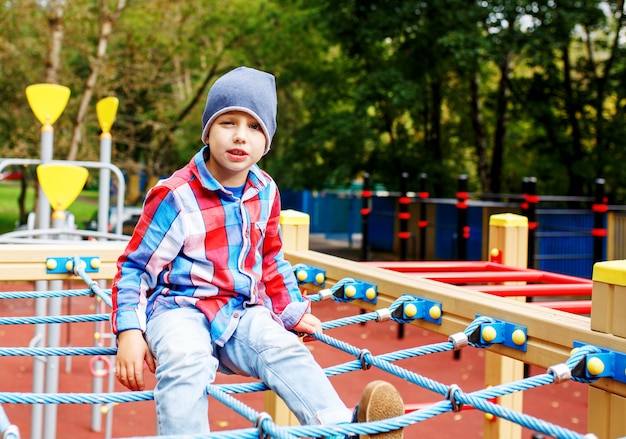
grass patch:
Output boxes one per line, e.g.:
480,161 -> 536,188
0,181 -> 99,235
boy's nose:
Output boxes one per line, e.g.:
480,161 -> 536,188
233,127 -> 247,143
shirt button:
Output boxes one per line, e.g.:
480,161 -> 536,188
233,313 -> 240,318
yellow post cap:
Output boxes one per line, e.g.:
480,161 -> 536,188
489,213 -> 528,228
96,96 -> 119,133
37,164 -> 89,212
592,260 -> 626,286
279,209 -> 310,225
25,83 -> 71,126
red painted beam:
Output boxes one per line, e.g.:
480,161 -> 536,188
534,300 -> 592,314
464,283 -> 592,297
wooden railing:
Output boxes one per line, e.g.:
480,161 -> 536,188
0,210 -> 625,438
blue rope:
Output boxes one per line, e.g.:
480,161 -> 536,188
0,288 -> 97,300
0,346 -> 117,357
116,429 -> 260,439
0,276 -> 601,439
0,391 -> 153,405
0,313 -> 109,325
207,385 -> 300,439
73,263 -> 113,307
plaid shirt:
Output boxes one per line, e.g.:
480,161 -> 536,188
111,146 -> 308,346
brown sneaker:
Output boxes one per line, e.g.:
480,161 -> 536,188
357,380 -> 404,439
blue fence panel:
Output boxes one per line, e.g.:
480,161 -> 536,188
281,190 -> 605,278
281,190 -> 361,237
434,204 -> 483,260
535,209 -> 598,279
368,197 -> 395,252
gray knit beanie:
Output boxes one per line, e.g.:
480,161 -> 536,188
201,66 -> 277,155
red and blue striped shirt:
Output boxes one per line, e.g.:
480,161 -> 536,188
111,146 -> 308,346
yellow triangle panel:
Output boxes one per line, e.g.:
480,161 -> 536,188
96,96 -> 119,133
25,84 -> 71,126
37,164 -> 89,211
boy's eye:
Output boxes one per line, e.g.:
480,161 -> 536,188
250,123 -> 261,130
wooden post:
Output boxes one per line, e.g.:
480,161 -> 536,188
262,209 -> 311,426
484,213 -> 528,439
280,209 -> 310,252
588,260 -> 626,438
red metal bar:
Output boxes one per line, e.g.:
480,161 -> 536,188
387,271 -> 590,284
535,300 -> 592,314
365,261 -> 591,284
463,284 -> 591,297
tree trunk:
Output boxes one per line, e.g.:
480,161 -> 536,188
429,79 -> 444,196
561,45 -> 585,198
491,51 -> 511,195
44,0 -> 65,84
469,70 -> 489,193
66,0 -> 127,161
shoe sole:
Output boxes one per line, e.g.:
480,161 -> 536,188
357,380 -> 404,439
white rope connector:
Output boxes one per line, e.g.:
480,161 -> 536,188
547,363 -> 572,384
318,289 -> 334,300
375,308 -> 391,322
448,332 -> 468,350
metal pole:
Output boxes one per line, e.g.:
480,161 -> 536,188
592,178 -> 607,263
360,173 -> 371,261
396,173 -> 411,339
418,173 -> 428,261
456,174 -> 469,261
43,278 -> 63,439
32,122 -> 54,439
98,132 -> 112,236
91,126 -> 113,432
526,177 -> 538,269
398,172 -> 410,261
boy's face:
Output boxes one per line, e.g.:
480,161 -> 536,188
205,110 -> 267,186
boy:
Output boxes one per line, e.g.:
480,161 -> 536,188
111,66 -> 403,438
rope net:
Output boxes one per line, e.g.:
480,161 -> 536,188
0,264 -> 601,439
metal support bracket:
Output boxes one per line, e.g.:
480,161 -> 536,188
332,279 -> 378,304
45,256 -> 101,274
391,294 -> 443,325
573,341 -> 626,383
293,264 -> 326,287
472,315 -> 528,352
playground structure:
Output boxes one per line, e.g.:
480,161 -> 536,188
0,84 -> 127,243
1,83 -> 626,439
1,212 -> 626,438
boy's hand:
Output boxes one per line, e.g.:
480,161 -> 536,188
115,329 -> 156,391
292,313 -> 322,335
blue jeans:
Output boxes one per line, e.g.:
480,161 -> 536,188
146,306 -> 352,435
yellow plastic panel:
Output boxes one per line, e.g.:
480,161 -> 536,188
25,84 -> 71,126
96,97 -> 119,133
37,164 -> 88,211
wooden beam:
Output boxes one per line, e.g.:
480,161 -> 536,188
0,242 -> 125,281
